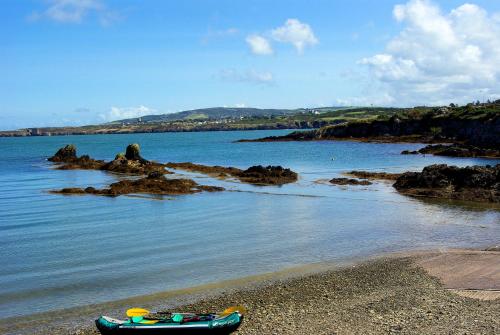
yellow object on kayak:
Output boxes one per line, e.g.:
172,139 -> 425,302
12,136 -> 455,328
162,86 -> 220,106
126,308 -> 150,317
139,319 -> 159,324
221,305 -> 246,316
126,305 -> 246,319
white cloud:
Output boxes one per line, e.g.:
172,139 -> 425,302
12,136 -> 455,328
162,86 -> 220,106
219,69 -> 274,85
246,34 -> 273,55
336,93 -> 396,107
29,0 -> 116,24
271,19 -> 318,53
99,105 -> 157,122
360,0 -> 500,105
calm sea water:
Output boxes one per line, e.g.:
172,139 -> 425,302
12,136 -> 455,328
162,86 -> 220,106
0,130 -> 499,319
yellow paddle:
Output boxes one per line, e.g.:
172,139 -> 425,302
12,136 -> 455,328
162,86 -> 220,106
126,305 -> 246,319
126,307 -> 150,317
220,305 -> 247,316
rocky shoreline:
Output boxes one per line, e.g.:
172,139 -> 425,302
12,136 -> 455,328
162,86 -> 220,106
239,102 -> 500,159
19,251 -> 499,335
402,143 -> 500,158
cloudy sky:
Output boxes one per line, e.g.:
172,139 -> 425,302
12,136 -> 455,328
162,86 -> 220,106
2,0 -> 500,129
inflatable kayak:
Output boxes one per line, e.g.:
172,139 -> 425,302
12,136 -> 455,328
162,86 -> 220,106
96,308 -> 243,335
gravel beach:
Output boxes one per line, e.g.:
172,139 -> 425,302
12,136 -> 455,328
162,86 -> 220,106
31,251 -> 495,335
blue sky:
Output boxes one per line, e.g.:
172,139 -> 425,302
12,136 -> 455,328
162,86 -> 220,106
2,0 -> 500,129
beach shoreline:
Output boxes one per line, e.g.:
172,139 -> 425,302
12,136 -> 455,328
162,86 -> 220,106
4,247 -> 499,335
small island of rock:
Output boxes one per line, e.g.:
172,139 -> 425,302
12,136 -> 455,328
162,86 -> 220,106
49,144 -> 169,175
166,162 -> 298,185
394,164 -> 500,203
401,144 -> 500,158
52,172 -> 224,197
329,178 -> 372,186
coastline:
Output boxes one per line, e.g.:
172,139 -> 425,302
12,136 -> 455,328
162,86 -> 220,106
4,248 -> 499,335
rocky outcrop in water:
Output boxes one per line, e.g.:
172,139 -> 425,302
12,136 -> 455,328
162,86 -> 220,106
48,144 -> 105,169
165,162 -> 241,178
49,144 -> 168,175
238,165 -> 298,185
393,164 -> 500,203
48,144 -> 77,162
329,178 -> 372,186
166,162 -> 298,185
344,171 -> 402,181
401,144 -> 500,158
52,172 -> 224,197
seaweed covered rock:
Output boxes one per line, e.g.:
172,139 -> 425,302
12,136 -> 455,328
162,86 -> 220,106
393,164 -> 500,202
165,162 -> 241,178
401,150 -> 419,155
52,173 -> 224,197
125,143 -> 147,162
56,154 -> 106,170
237,165 -> 298,185
101,155 -> 167,175
49,144 -> 169,175
48,144 -> 77,162
49,144 -> 105,169
405,144 -> 500,158
166,162 -> 299,185
329,178 -> 372,186
345,171 -> 402,181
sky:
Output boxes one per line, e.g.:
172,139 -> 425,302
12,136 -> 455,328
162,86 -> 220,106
2,0 -> 500,129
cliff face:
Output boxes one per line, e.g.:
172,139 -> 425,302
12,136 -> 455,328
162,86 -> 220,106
316,114 -> 499,148
247,107 -> 500,149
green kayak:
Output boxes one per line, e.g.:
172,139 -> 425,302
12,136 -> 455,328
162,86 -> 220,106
95,311 -> 243,335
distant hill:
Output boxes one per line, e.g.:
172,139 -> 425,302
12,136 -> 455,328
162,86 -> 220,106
109,107 -> 352,124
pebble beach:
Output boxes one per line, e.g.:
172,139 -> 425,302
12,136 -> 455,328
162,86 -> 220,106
11,250 -> 497,335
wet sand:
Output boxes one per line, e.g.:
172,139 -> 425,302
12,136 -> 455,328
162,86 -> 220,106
4,249 -> 499,335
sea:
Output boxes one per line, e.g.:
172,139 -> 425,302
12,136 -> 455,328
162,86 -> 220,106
0,130 -> 499,320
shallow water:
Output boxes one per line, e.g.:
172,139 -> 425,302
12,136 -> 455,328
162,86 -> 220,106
0,130 -> 499,319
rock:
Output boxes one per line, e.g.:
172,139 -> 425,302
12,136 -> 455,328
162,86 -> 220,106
52,175 -> 224,197
166,162 -> 241,177
48,144 -> 77,162
125,143 -> 145,162
56,154 -> 105,170
345,171 -> 402,181
166,162 -> 298,185
413,144 -> 500,158
329,178 -> 372,186
57,187 -> 86,194
147,171 -> 163,179
237,165 -> 298,185
393,164 -> 500,202
49,144 -> 169,175
101,156 -> 167,175
401,150 -> 419,155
